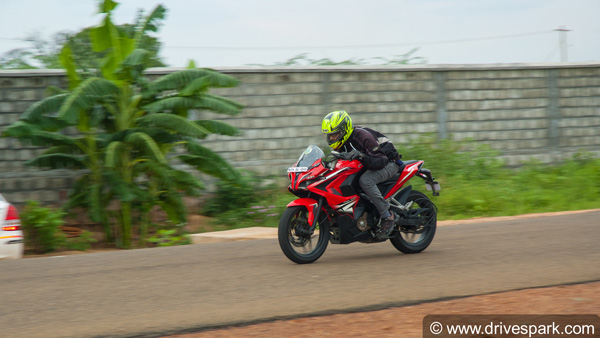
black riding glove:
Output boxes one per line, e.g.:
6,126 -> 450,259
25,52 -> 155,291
340,149 -> 363,161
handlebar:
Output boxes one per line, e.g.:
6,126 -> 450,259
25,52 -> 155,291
323,151 -> 340,169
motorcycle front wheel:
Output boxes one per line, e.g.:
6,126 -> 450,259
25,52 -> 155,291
278,206 -> 330,264
390,190 -> 437,254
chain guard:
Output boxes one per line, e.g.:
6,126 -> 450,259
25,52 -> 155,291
398,207 -> 435,234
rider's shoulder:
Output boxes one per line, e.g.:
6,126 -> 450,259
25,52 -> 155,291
352,126 -> 369,135
352,126 -> 377,139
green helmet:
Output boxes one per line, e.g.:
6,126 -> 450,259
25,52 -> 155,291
322,110 -> 353,150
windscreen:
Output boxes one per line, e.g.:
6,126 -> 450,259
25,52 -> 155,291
293,145 -> 325,169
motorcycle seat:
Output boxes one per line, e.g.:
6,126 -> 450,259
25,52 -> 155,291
386,160 -> 419,182
377,160 -> 419,194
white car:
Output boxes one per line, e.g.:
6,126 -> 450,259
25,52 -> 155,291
0,194 -> 23,259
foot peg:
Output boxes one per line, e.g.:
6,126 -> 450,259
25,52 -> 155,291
397,201 -> 413,211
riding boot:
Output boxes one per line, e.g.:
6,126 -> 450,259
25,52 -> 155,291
376,211 -> 395,240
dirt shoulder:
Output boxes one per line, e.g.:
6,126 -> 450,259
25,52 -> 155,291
167,281 -> 600,338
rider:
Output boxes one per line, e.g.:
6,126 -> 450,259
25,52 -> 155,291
321,110 -> 402,240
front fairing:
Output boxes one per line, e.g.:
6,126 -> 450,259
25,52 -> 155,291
287,145 -> 327,193
289,146 -> 364,211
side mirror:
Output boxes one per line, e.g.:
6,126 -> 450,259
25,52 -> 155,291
323,152 -> 340,170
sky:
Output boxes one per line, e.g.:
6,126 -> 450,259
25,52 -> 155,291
0,0 -> 599,68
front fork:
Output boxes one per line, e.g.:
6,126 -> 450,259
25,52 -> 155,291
286,197 -> 324,231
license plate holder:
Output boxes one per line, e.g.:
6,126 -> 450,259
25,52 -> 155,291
425,181 -> 441,192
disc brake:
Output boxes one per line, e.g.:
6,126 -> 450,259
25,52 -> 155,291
290,215 -> 313,247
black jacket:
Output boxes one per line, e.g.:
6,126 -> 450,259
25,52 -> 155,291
339,126 -> 399,170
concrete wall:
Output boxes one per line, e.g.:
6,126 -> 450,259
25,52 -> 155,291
1,63 -> 599,204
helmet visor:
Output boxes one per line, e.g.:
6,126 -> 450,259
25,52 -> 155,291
325,131 -> 343,145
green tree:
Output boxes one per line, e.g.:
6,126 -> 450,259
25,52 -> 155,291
0,8 -> 166,70
3,0 -> 243,248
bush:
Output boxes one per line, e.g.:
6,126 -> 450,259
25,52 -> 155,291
407,144 -> 600,220
20,201 -> 98,253
398,134 -> 505,180
20,201 -> 66,254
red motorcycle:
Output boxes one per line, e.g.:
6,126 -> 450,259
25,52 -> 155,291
279,145 -> 440,264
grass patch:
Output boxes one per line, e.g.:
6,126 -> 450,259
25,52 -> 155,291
201,136 -> 600,230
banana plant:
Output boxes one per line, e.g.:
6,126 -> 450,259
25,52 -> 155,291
3,0 -> 243,248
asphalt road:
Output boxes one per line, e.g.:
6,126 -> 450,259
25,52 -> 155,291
1,211 -> 599,338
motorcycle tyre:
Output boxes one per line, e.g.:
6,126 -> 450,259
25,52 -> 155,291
390,190 -> 436,254
278,206 -> 330,264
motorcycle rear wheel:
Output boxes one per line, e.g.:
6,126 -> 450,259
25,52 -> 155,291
278,206 -> 330,264
390,190 -> 437,254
